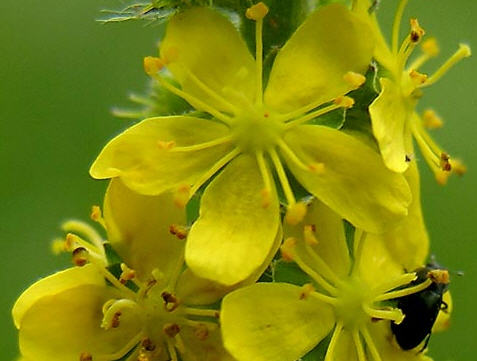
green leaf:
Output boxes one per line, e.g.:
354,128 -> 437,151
273,260 -> 312,285
104,242 -> 122,266
342,64 -> 380,148
186,192 -> 201,226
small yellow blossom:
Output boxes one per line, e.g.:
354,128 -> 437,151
353,0 -> 471,182
221,200 -> 447,361
91,3 -> 412,285
13,180 -> 278,361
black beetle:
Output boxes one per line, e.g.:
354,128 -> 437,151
390,262 -> 450,351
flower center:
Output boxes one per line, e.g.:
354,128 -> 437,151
334,276 -> 372,329
231,108 -> 285,154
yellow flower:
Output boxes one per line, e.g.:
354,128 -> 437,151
221,200 -> 448,361
13,180 -> 277,361
353,0 -> 471,183
91,3 -> 412,286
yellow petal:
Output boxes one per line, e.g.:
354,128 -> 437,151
352,0 -> 395,71
284,199 -> 351,278
433,291 -> 452,332
185,155 -> 280,285
161,7 -> 256,111
13,265 -> 104,328
177,226 -> 282,305
180,324 -> 236,361
14,267 -> 142,361
103,179 -> 186,281
90,116 -> 232,195
369,77 -> 413,173
284,125 -> 411,234
331,329 -> 358,361
357,234 -> 404,287
265,4 -> 374,113
221,283 -> 335,361
369,161 -> 429,271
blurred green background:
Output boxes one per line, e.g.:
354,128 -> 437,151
0,0 -> 475,359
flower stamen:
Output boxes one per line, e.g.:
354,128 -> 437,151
375,278 -> 433,302
184,306 -> 219,319
101,299 -> 139,329
324,322 -> 344,361
181,67 -> 238,114
283,102 -> 345,128
361,325 -> 383,361
62,220 -> 105,256
363,305 -> 404,324
391,0 -> 410,54
168,135 -> 234,153
166,339 -> 179,361
303,239 -> 343,286
188,147 -> 241,198
370,272 -> 417,296
421,44 -> 471,87
149,70 -> 233,125
281,237 -> 338,296
276,139 -> 310,172
353,329 -> 367,361
90,205 -> 107,229
256,151 -> 273,208
245,2 -> 269,106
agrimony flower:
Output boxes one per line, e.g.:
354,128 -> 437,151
91,3 -> 411,285
14,179 -> 278,361
354,0 -> 471,183
221,200 -> 446,361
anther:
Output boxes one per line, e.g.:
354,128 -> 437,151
435,170 -> 449,185
410,18 -> 425,43
51,238 -> 67,255
169,224 -> 189,240
90,205 -> 102,222
409,69 -> 428,86
111,311 -> 122,328
451,159 -> 467,176
421,38 -> 440,57
163,323 -> 181,338
422,109 -> 443,129
458,43 -> 472,58
299,283 -> 315,300
260,188 -> 272,208
142,338 -> 156,352
162,291 -> 180,312
157,140 -> 176,150
440,153 -> 452,172
280,237 -> 297,262
138,351 -> 151,361
119,263 -> 136,284
194,323 -> 210,341
80,352 -> 93,361
143,56 -> 164,76
72,247 -> 89,267
428,269 -> 450,284
173,185 -> 190,209
65,233 -> 76,249
285,202 -> 307,225
309,162 -> 326,174
303,225 -> 319,246
245,2 -> 269,20
343,71 -> 366,89
334,96 -> 355,109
